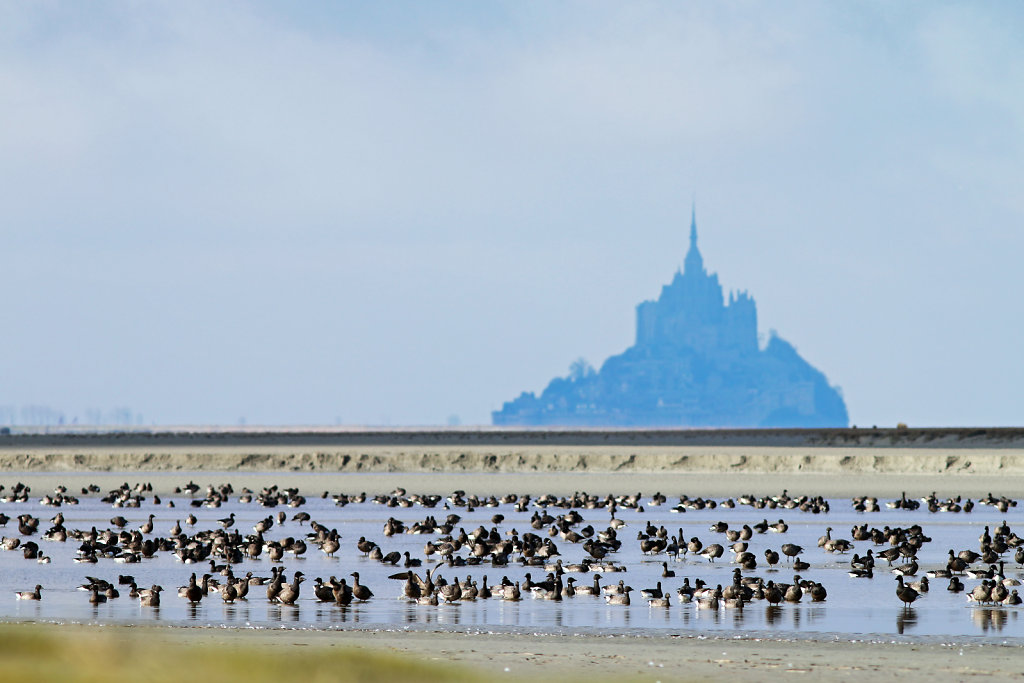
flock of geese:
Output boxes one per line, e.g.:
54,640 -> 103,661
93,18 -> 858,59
3,482 -> 1024,620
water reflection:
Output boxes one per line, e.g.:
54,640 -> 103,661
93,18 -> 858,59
765,605 -> 783,626
695,607 -> 720,625
896,607 -> 918,635
224,603 -> 250,623
973,608 -> 1008,633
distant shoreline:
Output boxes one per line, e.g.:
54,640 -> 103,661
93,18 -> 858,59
2,427 -> 1024,479
3,425 -> 1024,447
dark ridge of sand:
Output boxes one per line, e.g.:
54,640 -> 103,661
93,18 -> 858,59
3,426 -> 1024,448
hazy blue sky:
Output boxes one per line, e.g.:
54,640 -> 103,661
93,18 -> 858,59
2,2 -> 1022,427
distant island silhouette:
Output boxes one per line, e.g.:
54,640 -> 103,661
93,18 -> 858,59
493,209 -> 849,427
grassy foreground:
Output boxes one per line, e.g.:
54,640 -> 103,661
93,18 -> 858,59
0,624 -> 482,683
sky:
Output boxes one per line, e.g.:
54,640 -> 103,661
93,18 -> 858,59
1,2 -> 1022,427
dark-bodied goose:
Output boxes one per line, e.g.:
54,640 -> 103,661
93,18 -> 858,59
783,577 -> 803,603
351,572 -> 373,601
220,581 -> 238,603
332,578 -> 353,606
640,581 -> 663,600
182,573 -> 204,603
781,544 -> 803,563
895,575 -> 918,606
15,585 -> 42,600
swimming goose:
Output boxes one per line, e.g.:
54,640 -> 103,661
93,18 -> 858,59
604,587 -> 631,605
947,576 -> 965,592
647,593 -> 670,607
534,575 -> 562,601
695,586 -> 721,610
501,581 -> 522,601
573,574 -> 602,596
139,585 -> 162,607
640,581 -> 663,600
676,578 -> 696,602
15,585 -> 42,600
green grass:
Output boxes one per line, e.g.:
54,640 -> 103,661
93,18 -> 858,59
0,624 -> 483,683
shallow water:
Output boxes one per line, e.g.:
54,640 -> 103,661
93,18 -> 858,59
1,480 -> 1023,643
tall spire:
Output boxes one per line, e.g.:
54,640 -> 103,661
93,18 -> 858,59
690,202 -> 697,248
684,202 -> 704,275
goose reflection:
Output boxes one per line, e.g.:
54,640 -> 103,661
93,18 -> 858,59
896,607 -> 918,634
973,608 -> 1008,633
765,605 -> 783,626
224,603 -> 250,623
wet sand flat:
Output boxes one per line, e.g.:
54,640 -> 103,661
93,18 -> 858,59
24,624 -> 1024,683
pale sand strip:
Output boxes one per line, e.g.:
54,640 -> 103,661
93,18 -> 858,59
28,624 -> 1024,683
